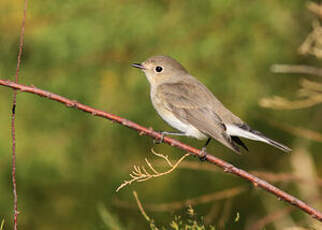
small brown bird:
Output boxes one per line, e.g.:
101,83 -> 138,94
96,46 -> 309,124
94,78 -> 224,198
132,56 -> 291,154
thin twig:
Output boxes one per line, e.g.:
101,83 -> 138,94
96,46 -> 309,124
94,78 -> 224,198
151,148 -> 173,167
298,19 -> 322,58
133,192 -> 159,230
248,207 -> 294,230
0,80 -> 321,221
149,160 -> 322,186
204,204 -> 220,224
143,186 -> 246,212
270,64 -> 322,77
307,2 -> 322,18
218,199 -> 232,229
300,79 -> 322,93
268,120 -> 322,143
114,186 -> 246,212
11,1 -> 28,229
259,95 -> 322,109
116,150 -> 191,192
133,191 -> 151,222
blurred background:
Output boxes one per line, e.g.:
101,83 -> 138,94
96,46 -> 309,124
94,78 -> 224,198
0,0 -> 321,229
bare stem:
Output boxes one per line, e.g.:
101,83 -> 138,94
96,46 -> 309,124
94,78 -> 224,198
116,149 -> 190,192
11,1 -> 28,229
270,64 -> 322,77
307,1 -> 322,18
133,191 -> 151,222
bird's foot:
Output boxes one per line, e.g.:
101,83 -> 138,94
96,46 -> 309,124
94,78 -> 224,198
153,132 -> 166,144
199,147 -> 208,161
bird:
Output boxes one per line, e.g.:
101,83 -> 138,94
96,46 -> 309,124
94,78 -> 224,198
132,56 -> 291,155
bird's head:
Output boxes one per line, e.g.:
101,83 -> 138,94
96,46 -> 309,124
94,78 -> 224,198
132,56 -> 188,86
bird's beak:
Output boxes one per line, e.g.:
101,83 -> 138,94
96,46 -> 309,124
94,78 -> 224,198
132,63 -> 145,70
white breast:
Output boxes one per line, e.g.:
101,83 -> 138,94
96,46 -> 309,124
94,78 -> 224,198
151,91 -> 207,140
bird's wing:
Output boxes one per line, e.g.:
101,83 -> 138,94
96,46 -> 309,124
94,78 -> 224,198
156,81 -> 240,153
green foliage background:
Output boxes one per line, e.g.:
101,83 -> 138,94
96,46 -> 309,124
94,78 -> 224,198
0,0 -> 321,229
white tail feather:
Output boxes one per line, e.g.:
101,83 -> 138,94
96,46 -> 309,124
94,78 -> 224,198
226,125 -> 268,143
226,124 -> 292,152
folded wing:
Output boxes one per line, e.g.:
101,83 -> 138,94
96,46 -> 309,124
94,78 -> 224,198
156,80 -> 241,153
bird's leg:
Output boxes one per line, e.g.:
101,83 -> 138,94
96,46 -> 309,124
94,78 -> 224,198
200,138 -> 211,161
154,131 -> 186,144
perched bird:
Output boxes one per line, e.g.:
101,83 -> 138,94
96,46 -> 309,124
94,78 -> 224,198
132,56 -> 291,154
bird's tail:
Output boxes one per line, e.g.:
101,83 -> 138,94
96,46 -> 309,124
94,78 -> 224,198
226,124 -> 292,152
263,136 -> 292,152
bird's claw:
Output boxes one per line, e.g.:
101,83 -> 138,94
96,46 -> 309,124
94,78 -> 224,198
199,147 -> 208,161
153,132 -> 165,144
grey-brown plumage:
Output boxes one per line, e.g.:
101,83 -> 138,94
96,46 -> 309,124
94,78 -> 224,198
132,56 -> 291,153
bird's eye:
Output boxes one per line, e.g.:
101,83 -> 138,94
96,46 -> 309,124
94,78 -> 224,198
155,66 -> 163,72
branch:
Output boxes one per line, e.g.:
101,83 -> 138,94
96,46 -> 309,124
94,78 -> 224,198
149,160 -> 322,186
248,207 -> 294,230
259,95 -> 322,110
298,19 -> 322,58
259,78 -> 322,110
133,191 -> 159,230
133,191 -> 152,223
268,120 -> 322,143
116,149 -> 191,192
270,64 -> 322,77
114,186 -> 246,212
0,79 -> 321,222
11,1 -> 28,229
307,1 -> 322,18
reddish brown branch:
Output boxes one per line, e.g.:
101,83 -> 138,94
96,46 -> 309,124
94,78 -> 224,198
11,1 -> 28,229
0,79 -> 321,222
